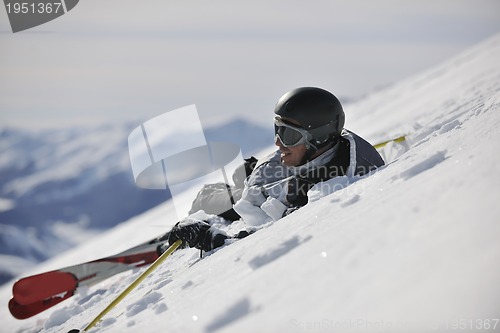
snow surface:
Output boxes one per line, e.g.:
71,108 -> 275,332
1,33 -> 500,333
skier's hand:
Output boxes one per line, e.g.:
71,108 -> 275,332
168,218 -> 228,252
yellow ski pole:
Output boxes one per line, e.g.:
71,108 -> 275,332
68,239 -> 182,333
373,135 -> 407,149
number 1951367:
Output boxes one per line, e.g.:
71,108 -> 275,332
444,319 -> 499,330
6,2 -> 63,14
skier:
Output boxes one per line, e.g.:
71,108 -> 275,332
166,87 -> 385,254
11,88 -> 387,321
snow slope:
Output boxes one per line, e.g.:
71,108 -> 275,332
1,33 -> 500,333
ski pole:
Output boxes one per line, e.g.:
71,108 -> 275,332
373,135 -> 407,149
68,239 -> 182,333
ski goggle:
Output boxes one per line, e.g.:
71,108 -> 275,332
274,117 -> 313,147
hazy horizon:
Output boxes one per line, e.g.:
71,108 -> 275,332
1,0 -> 500,129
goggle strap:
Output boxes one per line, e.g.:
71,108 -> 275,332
307,121 -> 340,143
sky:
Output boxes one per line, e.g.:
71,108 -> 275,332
1,0 -> 500,129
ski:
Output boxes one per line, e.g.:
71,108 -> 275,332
9,292 -> 74,320
13,270 -> 78,306
9,231 -> 171,319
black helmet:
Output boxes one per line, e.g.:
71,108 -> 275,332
274,87 -> 345,140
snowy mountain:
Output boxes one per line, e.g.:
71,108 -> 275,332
1,33 -> 500,333
0,119 -> 271,285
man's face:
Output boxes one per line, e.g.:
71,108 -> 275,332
275,135 -> 308,167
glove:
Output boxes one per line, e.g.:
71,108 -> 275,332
168,218 -> 228,252
260,196 -> 287,222
232,156 -> 258,188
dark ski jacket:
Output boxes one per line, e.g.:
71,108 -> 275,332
286,130 -> 385,206
189,130 -> 384,221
